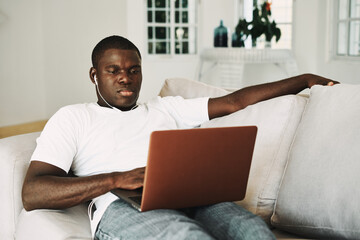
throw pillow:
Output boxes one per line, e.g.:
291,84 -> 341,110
271,84 -> 360,239
201,95 -> 307,224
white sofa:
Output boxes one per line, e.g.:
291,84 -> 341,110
1,78 -> 359,240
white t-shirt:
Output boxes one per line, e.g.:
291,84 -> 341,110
31,96 -> 210,236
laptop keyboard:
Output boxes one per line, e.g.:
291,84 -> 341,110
129,196 -> 142,205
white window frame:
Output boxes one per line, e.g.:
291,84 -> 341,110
331,0 -> 360,61
145,0 -> 199,57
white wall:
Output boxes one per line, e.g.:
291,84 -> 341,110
1,0 -> 359,127
0,0 -> 46,126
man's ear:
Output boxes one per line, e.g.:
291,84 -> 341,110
89,67 -> 96,84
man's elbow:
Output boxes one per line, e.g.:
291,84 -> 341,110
22,201 -> 35,212
22,185 -> 38,211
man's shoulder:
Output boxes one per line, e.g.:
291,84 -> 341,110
146,96 -> 208,106
59,103 -> 94,111
56,103 -> 96,114
145,96 -> 208,115
51,103 -> 96,122
146,96 -> 185,105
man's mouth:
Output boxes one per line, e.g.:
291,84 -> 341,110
117,90 -> 134,97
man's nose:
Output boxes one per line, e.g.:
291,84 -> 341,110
117,71 -> 130,84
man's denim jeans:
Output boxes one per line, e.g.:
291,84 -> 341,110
95,199 -> 275,240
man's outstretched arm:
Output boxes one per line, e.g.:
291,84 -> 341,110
208,73 -> 338,119
22,161 -> 145,211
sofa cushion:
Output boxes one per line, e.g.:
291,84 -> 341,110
0,132 -> 40,240
271,84 -> 360,239
16,205 -> 91,240
159,77 -> 231,98
159,78 -> 307,224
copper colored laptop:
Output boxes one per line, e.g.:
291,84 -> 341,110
111,126 -> 257,212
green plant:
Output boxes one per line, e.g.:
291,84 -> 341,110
234,19 -> 250,47
234,0 -> 281,45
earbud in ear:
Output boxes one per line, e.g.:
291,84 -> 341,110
94,75 -> 98,85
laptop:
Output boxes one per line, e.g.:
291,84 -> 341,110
111,126 -> 257,212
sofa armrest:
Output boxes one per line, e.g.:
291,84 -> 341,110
16,204 -> 91,240
0,132 -> 40,240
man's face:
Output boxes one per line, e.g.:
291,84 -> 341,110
93,49 -> 142,111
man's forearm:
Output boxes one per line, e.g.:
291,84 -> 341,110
22,162 -> 145,211
228,74 -> 310,109
22,173 -> 118,211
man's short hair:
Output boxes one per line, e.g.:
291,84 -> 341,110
91,35 -> 141,69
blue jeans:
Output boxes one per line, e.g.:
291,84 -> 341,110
95,199 -> 275,240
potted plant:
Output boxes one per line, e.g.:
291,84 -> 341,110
234,0 -> 281,48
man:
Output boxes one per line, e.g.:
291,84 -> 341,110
22,35 -> 337,240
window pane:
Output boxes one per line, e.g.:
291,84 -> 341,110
175,0 -> 188,8
155,11 -> 169,22
175,41 -> 182,54
148,0 -> 153,8
338,22 -> 347,55
147,11 -> 153,22
175,11 -> 189,23
155,0 -> 166,8
182,12 -> 188,23
182,41 -> 189,53
175,27 -> 189,39
148,42 -> 153,54
349,20 -> 360,55
155,27 -> 169,39
175,41 -> 189,54
175,27 -> 185,39
183,27 -> 189,39
148,27 -> 153,39
350,0 -> 360,18
156,41 -> 170,54
339,0 -> 348,20
175,11 -> 180,23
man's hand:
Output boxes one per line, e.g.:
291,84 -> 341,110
305,73 -> 339,88
114,167 -> 145,190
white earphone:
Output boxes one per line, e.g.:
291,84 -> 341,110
93,74 -> 138,111
94,75 -> 115,109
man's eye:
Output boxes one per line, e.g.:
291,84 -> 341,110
130,69 -> 140,74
